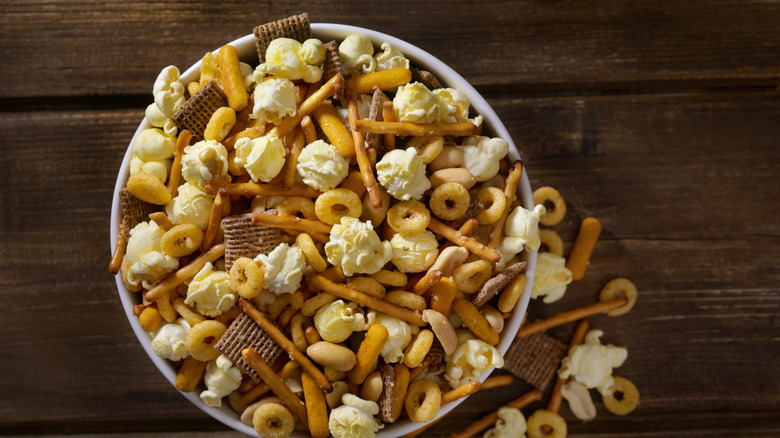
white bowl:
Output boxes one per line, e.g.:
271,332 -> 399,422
111,23 -> 537,438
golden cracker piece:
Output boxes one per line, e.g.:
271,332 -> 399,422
119,188 -> 162,239
503,332 -> 567,390
221,211 -> 283,270
471,261 -> 527,308
377,364 -> 396,423
214,312 -> 285,383
365,89 -> 390,155
253,13 -> 312,62
411,66 -> 444,90
171,80 -> 228,141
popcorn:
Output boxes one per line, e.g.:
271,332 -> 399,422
200,354 -> 242,407
149,318 -> 191,361
146,65 -> 185,137
254,243 -> 306,296
165,182 -> 214,230
498,204 -> 546,268
184,262 -> 236,317
531,252 -> 573,303
130,128 -> 176,182
558,330 -> 628,396
374,42 -> 410,71
234,133 -> 286,183
445,338 -> 504,388
256,37 -> 326,83
325,217 -> 393,276
393,82 -> 444,124
459,135 -> 509,182
328,394 -> 383,438
250,77 -> 299,125
181,140 -> 230,190
483,407 -> 527,438
297,140 -> 350,191
339,33 -> 377,76
125,221 -> 179,289
374,313 -> 418,364
434,88 -> 470,123
314,300 -> 375,343
376,148 -> 431,201
389,230 -> 440,273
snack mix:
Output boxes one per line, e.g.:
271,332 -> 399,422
111,13 -> 639,438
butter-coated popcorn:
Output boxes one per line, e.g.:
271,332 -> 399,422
433,88 -> 470,123
339,34 -> 377,76
131,128 -> 176,182
184,262 -> 237,317
251,77 -> 299,125
374,313 -> 418,364
558,330 -> 627,396
125,221 -> 179,289
254,243 -> 306,296
458,135 -> 509,182
389,230 -> 440,273
325,217 -> 393,276
498,204 -> 546,268
181,140 -> 231,190
146,65 -> 185,137
165,182 -> 214,230
257,38 -> 325,83
200,354 -> 242,407
531,252 -> 573,303
150,318 -> 191,361
444,338 -> 504,388
314,300 -> 375,343
374,42 -> 409,71
234,133 -> 286,183
297,140 -> 350,191
376,148 -> 431,201
393,82 -> 444,124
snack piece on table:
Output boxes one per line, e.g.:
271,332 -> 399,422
119,188 -> 162,239
221,212 -> 283,270
214,312 -> 284,383
253,13 -> 312,62
472,261 -> 527,308
171,80 -> 228,141
497,203 -> 545,269
502,332 -> 567,390
531,252 -> 573,304
558,329 -> 627,396
483,407 -> 528,438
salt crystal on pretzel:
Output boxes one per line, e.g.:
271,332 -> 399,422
253,13 -> 312,62
503,331 -> 567,390
171,80 -> 228,141
214,312 -> 284,383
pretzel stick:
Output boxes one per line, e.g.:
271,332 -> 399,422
301,114 -> 318,144
242,348 -> 308,426
515,297 -> 627,339
283,126 -> 306,188
353,119 -> 479,137
381,101 -> 397,151
239,298 -> 332,393
205,182 -> 320,198
149,212 -> 175,231
167,129 -> 191,198
201,188 -> 227,251
269,74 -> 345,138
441,380 -> 481,404
307,274 -> 426,326
252,213 -> 332,235
108,221 -> 127,274
488,160 -> 523,249
566,217 -> 603,280
480,374 -> 514,391
411,269 -> 443,295
428,218 -> 501,263
346,91 -> 383,209
547,319 -> 590,413
239,359 -> 301,405
144,243 -> 225,302
441,218 -> 480,251
445,388 -> 543,438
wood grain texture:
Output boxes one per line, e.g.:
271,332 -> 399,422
1,0 -> 780,100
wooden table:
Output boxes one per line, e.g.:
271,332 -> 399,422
1,1 -> 778,437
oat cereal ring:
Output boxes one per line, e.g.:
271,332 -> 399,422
600,277 -> 638,316
404,378 -> 442,423
229,257 -> 266,299
346,276 -> 387,299
278,196 -> 317,221
387,200 -> 431,237
252,402 -> 295,438
476,187 -> 507,225
371,269 -> 408,287
384,290 -> 427,311
533,186 -> 567,226
527,409 -> 567,438
539,229 -> 564,256
403,329 -> 434,368
160,224 -> 203,258
314,188 -> 363,225
452,260 -> 493,294
296,233 -> 327,273
186,320 -> 227,362
603,376 -> 640,415
407,135 -> 444,164
430,182 -> 470,221
204,106 -> 236,142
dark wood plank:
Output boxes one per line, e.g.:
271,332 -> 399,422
1,1 -> 780,100
1,90 -> 778,436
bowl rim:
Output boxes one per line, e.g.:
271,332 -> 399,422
110,22 -> 537,438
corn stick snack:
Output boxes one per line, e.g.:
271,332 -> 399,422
111,15 -> 541,438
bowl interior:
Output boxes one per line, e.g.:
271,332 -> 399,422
111,22 -> 537,437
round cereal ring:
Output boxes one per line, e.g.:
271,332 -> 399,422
539,229 -> 564,256
252,402 -> 295,438
315,188 -> 363,225
476,186 -> 506,225
295,233 -> 327,273
384,290 -> 427,311
407,135 -> 444,164
600,277 -> 638,316
160,224 -> 204,257
429,182 -> 470,221
603,376 -> 640,415
527,409 -> 567,438
186,320 -> 227,361
229,257 -> 266,299
403,329 -> 434,368
533,186 -> 566,226
278,196 -> 317,221
387,200 -> 431,237
346,276 -> 386,299
452,260 -> 493,294
204,106 -> 236,142
404,378 -> 442,423
127,171 -> 171,205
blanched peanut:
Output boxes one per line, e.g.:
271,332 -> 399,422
422,309 -> 458,355
428,146 -> 464,172
481,304 -> 504,334
360,371 -> 383,402
429,167 -> 476,190
306,341 -> 357,372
